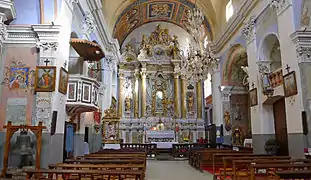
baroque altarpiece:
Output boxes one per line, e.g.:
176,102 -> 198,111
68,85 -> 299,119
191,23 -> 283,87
117,25 -> 205,143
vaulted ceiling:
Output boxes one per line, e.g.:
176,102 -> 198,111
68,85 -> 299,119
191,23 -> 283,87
102,0 -> 227,46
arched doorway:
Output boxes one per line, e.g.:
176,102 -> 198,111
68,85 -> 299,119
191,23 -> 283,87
260,34 -> 288,156
222,44 -> 250,145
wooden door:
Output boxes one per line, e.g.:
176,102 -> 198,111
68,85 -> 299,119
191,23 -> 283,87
273,98 -> 289,156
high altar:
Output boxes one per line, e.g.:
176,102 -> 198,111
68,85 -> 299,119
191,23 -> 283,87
117,25 -> 205,145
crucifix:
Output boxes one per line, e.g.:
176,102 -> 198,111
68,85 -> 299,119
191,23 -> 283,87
44,59 -> 50,66
285,64 -> 291,74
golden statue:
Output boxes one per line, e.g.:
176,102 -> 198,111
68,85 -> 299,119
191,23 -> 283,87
224,111 -> 230,125
125,96 -> 131,112
188,94 -> 193,111
169,35 -> 181,59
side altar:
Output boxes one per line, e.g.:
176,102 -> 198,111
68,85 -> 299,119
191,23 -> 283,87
116,24 -> 205,144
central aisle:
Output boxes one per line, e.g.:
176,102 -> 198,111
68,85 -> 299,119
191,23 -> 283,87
146,160 -> 213,180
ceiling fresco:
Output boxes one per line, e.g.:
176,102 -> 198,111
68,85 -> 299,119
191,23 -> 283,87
222,44 -> 248,86
113,0 -> 213,46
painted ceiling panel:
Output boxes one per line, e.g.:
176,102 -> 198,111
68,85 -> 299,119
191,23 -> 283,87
112,0 -> 213,46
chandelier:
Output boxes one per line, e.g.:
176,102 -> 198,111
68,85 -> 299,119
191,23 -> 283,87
179,5 -> 219,83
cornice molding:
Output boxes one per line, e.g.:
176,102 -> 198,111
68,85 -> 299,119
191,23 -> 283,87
86,0 -> 121,62
269,0 -> 291,16
212,0 -> 259,53
291,30 -> 311,63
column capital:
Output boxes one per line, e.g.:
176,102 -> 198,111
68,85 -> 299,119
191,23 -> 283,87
242,16 -> 256,45
291,30 -> 311,63
269,0 -> 291,16
0,18 -> 7,45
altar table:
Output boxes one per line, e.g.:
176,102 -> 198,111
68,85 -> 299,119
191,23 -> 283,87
151,142 -> 177,149
103,144 -> 121,149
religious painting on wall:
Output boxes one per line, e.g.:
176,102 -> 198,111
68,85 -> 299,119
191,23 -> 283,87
249,88 -> 258,107
67,82 -> 77,102
283,71 -> 298,97
9,67 -> 29,89
35,66 -> 56,92
58,67 -> 69,95
82,82 -> 92,103
102,120 -> 120,143
2,60 -> 35,92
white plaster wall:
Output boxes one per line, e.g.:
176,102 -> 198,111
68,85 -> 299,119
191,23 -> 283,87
277,4 -> 304,134
53,0 -> 74,134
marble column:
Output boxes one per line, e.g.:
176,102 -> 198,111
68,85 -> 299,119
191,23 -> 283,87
181,77 -> 187,119
141,66 -> 147,117
211,67 -> 222,126
118,72 -> 124,118
196,80 -> 203,119
173,64 -> 180,118
174,74 -> 180,118
271,0 -> 304,157
134,68 -> 140,118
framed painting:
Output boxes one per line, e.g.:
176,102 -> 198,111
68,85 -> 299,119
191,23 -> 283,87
249,88 -> 258,107
67,82 -> 77,102
9,67 -> 29,90
82,82 -> 92,103
58,67 -> 69,95
35,66 -> 56,92
283,71 -> 298,97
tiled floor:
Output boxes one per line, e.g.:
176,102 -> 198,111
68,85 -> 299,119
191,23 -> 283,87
146,160 -> 213,180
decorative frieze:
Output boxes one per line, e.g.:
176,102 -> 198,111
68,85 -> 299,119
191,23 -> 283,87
36,42 -> 58,51
270,0 -> 291,16
82,11 -> 96,36
242,16 -> 256,45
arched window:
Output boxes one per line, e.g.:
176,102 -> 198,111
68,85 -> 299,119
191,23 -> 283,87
226,0 -> 234,21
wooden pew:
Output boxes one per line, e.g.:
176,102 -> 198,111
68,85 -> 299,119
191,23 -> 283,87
120,143 -> 157,157
274,170 -> 311,179
24,168 -> 144,180
232,159 -> 310,180
192,149 -> 238,169
49,163 -> 146,179
65,159 -> 145,165
221,156 -> 290,178
249,163 -> 311,180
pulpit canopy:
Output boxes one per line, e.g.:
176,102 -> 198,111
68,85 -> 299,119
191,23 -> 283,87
70,38 -> 105,61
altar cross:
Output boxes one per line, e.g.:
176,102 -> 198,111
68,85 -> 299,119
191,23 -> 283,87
44,59 -> 50,66
285,64 -> 291,74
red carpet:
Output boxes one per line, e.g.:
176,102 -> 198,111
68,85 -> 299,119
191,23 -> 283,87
202,166 -> 231,180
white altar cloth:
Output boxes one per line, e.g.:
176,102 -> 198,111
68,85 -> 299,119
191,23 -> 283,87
152,142 -> 177,148
103,144 -> 121,149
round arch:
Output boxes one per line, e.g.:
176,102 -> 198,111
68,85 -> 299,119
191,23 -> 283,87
257,33 -> 281,71
112,0 -> 214,46
222,44 -> 248,86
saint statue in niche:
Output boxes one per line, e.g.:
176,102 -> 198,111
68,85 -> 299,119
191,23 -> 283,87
107,122 -> 116,140
124,96 -> 131,112
187,94 -> 194,111
156,91 -> 163,112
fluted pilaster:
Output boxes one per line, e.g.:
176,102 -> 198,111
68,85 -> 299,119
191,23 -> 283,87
181,77 -> 187,118
196,80 -> 202,119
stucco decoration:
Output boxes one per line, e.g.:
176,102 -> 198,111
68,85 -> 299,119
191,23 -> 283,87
222,44 -> 248,86
113,0 -> 212,46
